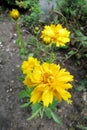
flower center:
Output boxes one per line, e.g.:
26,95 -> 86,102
43,73 -> 54,86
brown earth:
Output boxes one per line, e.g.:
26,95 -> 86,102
0,10 -> 87,130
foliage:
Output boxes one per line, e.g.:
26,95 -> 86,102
22,2 -> 42,28
77,125 -> 87,130
57,0 -> 87,24
65,29 -> 87,60
4,0 -> 39,8
73,30 -> 87,58
76,78 -> 87,91
18,87 -> 62,124
52,0 -> 87,61
4,0 -> 15,5
4,0 -> 42,28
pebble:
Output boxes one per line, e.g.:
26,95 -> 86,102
83,91 -> 87,102
12,69 -> 15,72
13,40 -> 16,44
13,33 -> 17,37
16,64 -> 20,68
9,88 -> 12,92
10,80 -> 14,83
6,90 -> 9,93
6,48 -> 10,52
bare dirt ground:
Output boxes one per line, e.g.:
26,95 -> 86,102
0,11 -> 87,130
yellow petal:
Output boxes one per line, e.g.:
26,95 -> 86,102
42,90 -> 53,107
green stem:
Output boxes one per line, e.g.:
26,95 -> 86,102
45,45 -> 56,63
15,20 -> 27,57
15,20 -> 23,46
63,44 -> 82,62
36,40 -> 39,56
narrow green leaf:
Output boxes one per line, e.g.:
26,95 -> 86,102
20,102 -> 30,108
17,76 -> 24,81
49,99 -> 58,109
76,79 -> 87,91
39,107 -> 44,119
45,108 -> 52,119
76,85 -> 85,91
18,90 -> 29,99
77,125 -> 87,130
31,103 -> 42,113
68,50 -> 75,56
50,110 -> 62,124
27,107 -> 41,120
26,87 -> 33,95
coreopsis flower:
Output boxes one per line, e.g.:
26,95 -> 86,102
21,57 -> 40,75
41,24 -> 55,44
55,24 -> 70,46
10,9 -> 20,20
23,62 -> 74,107
41,24 -> 70,46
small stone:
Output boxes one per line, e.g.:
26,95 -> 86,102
6,49 -> 10,52
16,64 -> 20,68
13,40 -> 16,44
6,90 -> 9,93
13,33 -> 17,37
12,69 -> 14,72
0,41 -> 2,45
83,92 -> 87,102
11,80 -> 14,83
10,88 -> 12,92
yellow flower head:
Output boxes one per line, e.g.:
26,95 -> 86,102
41,24 -> 70,46
55,24 -> 70,46
10,9 -> 20,20
21,57 -> 40,75
23,62 -> 74,107
41,24 -> 55,44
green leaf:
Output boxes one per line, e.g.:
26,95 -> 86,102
27,106 -> 42,120
76,79 -> 87,91
31,103 -> 42,113
45,108 -> 52,119
76,85 -> 85,91
18,87 -> 33,99
20,102 -> 30,108
26,87 -> 33,95
77,125 -> 87,130
17,76 -> 24,81
49,99 -> 58,109
39,107 -> 44,119
68,50 -> 76,56
18,90 -> 30,99
50,110 -> 62,124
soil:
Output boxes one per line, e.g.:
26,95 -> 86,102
0,10 -> 87,130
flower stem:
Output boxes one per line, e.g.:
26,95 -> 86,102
15,20 -> 27,57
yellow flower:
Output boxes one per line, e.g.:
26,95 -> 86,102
21,57 -> 40,75
55,24 -> 70,46
41,24 -> 70,46
41,25 -> 55,44
10,9 -> 20,20
23,62 -> 74,107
